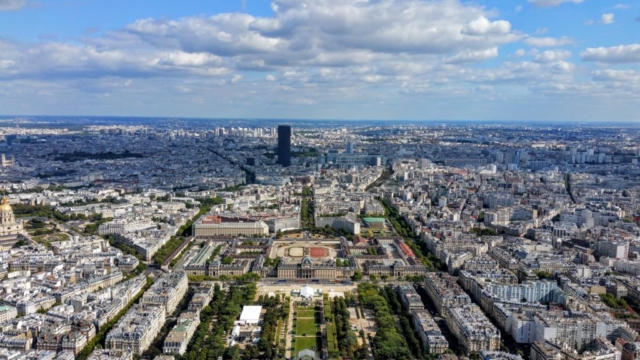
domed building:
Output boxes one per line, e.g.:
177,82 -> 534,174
0,197 -> 24,250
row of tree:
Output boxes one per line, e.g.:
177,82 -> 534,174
153,236 -> 188,265
153,197 -> 224,265
332,296 -> 366,359
379,285 -> 434,360
263,256 -> 281,267
357,283 -> 413,360
13,203 -> 80,222
175,283 -> 257,360
243,295 -> 288,359
186,272 -> 261,283
379,198 -> 444,271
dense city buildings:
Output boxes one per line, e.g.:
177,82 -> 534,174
1,118 -> 640,359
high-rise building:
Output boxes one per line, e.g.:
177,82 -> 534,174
277,125 -> 291,167
346,142 -> 354,154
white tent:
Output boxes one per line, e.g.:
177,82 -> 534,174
300,285 -> 315,298
232,325 -> 241,337
239,305 -> 262,324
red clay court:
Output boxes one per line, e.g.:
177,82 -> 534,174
309,247 -> 328,258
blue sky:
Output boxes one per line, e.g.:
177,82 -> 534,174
0,0 -> 639,121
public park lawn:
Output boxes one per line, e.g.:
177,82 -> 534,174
296,310 -> 316,318
294,336 -> 321,356
295,318 -> 318,336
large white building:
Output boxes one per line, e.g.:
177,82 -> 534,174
483,281 -> 563,304
506,313 -> 537,344
484,193 -> 515,209
533,312 -> 607,350
193,215 -> 269,237
598,240 -> 629,259
314,215 -> 360,235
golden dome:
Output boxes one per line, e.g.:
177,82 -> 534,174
0,197 -> 12,212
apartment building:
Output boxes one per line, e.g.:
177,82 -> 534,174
397,284 -> 424,311
140,271 -> 188,315
105,304 -> 166,355
163,311 -> 200,355
424,272 -> 471,317
446,304 -> 500,354
412,309 -> 449,355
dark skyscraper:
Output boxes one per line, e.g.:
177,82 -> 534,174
277,125 -> 291,167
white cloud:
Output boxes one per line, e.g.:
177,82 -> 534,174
446,47 -> 498,64
515,5 -> 523,12
592,69 -> 640,83
613,4 -> 629,10
528,0 -> 583,8
581,44 -> 640,63
535,27 -> 549,35
0,0 -> 26,11
524,36 -> 574,47
461,17 -> 511,36
0,0 -> 638,120
512,49 -> 527,58
127,0 -> 520,63
154,52 -> 222,68
600,13 -> 615,24
532,49 -> 572,62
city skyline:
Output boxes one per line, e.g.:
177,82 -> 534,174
0,117 -> 640,359
1,0 -> 639,121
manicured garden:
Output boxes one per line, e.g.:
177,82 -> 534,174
296,309 -> 316,318
295,318 -> 318,336
294,336 -> 321,355
292,305 -> 321,357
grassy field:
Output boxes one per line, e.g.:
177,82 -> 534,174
295,318 -> 318,336
296,310 -> 316,318
293,304 -> 321,357
32,232 -> 70,248
294,336 -> 320,356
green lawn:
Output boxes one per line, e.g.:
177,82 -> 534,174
295,318 -> 318,336
296,310 -> 316,318
294,336 -> 320,356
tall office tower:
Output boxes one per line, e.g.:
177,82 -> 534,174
277,125 -> 291,167
346,142 -> 354,154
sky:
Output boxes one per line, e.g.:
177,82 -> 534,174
0,0 -> 639,121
